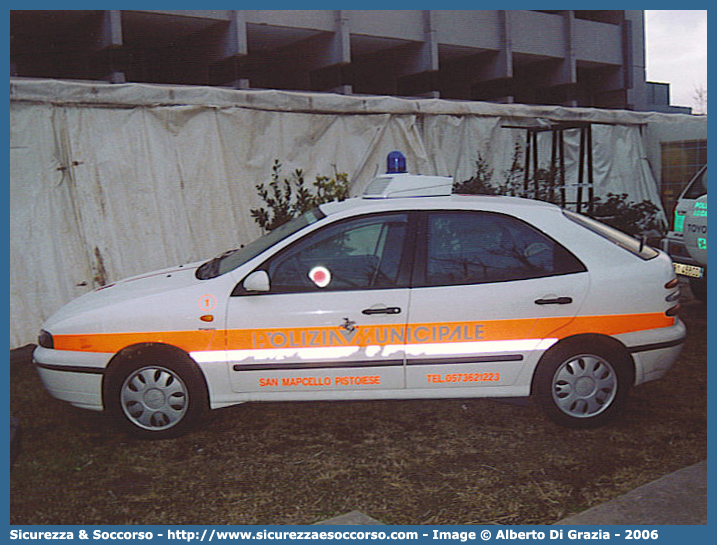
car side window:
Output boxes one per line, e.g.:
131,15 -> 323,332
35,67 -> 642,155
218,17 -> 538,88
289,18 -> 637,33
265,213 -> 410,293
423,211 -> 584,286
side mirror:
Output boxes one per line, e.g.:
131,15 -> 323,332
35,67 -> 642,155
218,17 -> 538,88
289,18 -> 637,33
243,270 -> 270,292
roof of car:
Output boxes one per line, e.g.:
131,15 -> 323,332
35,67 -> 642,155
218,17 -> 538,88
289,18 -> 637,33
320,193 -> 562,217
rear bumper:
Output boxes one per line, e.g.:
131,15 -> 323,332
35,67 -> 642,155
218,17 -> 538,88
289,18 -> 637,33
616,319 -> 687,386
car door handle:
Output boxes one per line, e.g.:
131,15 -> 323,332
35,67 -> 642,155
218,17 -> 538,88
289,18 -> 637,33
535,297 -> 573,305
362,306 -> 402,315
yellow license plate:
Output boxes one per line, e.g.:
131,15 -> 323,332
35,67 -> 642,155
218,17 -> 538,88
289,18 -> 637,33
674,262 -> 704,278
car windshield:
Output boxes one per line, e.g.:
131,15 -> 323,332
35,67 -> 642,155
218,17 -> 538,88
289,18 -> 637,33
195,208 -> 326,279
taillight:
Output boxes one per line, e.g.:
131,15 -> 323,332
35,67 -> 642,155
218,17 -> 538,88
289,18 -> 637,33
664,277 -> 681,316
665,278 -> 679,289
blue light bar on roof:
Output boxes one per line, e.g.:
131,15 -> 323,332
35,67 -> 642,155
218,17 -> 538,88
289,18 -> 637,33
386,151 -> 407,174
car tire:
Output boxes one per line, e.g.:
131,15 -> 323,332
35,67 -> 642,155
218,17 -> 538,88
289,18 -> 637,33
104,346 -> 208,439
533,337 -> 632,428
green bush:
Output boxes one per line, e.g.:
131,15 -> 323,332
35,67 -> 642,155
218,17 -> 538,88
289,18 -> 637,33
454,148 -> 664,238
251,160 -> 350,231
591,193 -> 663,237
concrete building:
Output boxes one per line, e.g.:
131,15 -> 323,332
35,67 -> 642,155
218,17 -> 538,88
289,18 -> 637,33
646,82 -> 692,115
9,9 -> 686,112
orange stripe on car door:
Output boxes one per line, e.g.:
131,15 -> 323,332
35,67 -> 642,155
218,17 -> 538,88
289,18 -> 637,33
51,313 -> 674,354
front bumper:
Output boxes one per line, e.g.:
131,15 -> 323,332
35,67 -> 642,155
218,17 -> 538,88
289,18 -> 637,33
32,346 -> 109,411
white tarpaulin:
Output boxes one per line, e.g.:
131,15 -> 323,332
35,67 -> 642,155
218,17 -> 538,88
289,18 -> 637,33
9,78 -> 706,348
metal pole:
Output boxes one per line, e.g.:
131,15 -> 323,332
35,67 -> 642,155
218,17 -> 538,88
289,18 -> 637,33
577,127 -> 586,213
532,131 -> 539,199
523,129 -> 531,195
587,124 -> 594,216
559,130 -> 566,208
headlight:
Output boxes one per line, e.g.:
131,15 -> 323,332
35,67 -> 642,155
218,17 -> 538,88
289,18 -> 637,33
38,329 -> 54,349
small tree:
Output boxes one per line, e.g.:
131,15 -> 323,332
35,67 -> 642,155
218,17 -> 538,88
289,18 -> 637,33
591,193 -> 663,237
453,143 -> 527,198
453,152 -> 496,195
693,84 -> 707,115
455,146 -> 664,238
251,159 -> 350,232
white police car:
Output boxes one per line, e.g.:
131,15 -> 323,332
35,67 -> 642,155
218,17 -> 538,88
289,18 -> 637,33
34,156 -> 685,438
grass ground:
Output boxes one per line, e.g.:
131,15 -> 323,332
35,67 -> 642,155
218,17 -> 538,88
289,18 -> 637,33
10,295 -> 706,526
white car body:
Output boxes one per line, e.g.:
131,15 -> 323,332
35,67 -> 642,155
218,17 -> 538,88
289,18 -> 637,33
34,173 -> 685,437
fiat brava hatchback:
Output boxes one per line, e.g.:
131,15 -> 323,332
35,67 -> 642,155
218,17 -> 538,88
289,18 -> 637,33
34,172 -> 685,438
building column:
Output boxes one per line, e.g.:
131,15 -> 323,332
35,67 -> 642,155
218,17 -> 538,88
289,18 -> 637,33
97,10 -> 125,83
465,10 -> 514,103
560,10 -> 578,107
623,10 -> 648,110
205,11 -> 249,89
309,10 -> 352,94
396,10 -> 440,98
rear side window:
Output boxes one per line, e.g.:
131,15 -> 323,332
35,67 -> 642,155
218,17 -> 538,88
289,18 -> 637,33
563,210 -> 659,260
420,211 -> 585,287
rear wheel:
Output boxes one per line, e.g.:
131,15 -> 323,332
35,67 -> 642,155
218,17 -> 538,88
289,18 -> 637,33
104,347 -> 208,439
533,338 -> 632,428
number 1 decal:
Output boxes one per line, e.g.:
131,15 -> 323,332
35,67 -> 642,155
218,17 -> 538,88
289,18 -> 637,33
199,294 -> 217,311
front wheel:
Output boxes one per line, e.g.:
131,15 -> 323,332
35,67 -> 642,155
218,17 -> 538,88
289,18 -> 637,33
104,347 -> 208,439
533,338 -> 633,428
